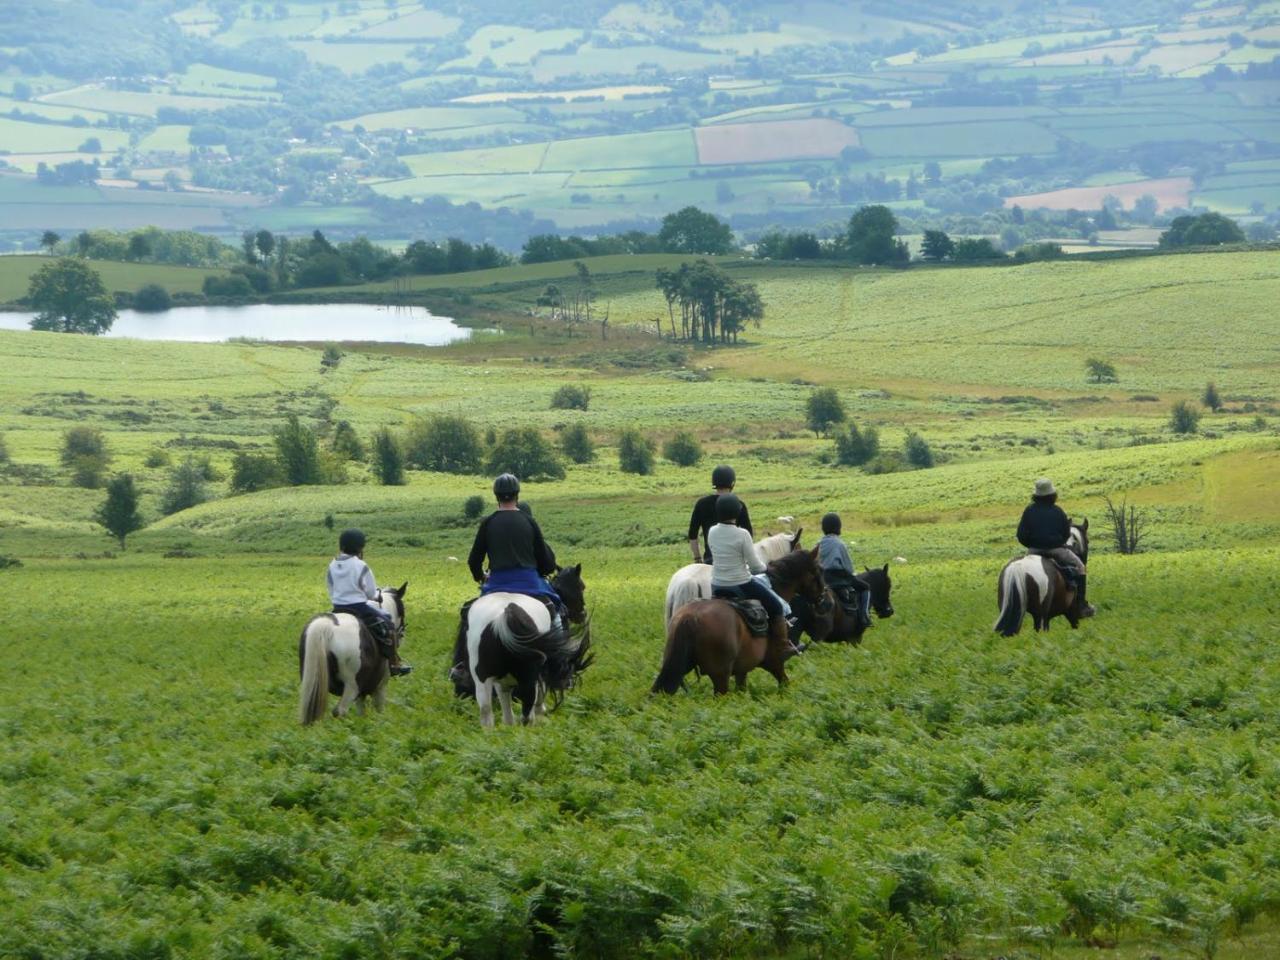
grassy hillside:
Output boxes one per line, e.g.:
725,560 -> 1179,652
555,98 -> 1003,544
1,252 -> 1279,958
0,254 -> 227,303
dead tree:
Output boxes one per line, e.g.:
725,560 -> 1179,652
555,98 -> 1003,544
1103,495 -> 1146,554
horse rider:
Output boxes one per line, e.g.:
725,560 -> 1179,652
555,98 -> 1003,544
465,473 -> 565,626
1017,477 -> 1095,617
327,528 -> 411,676
688,464 -> 753,564
707,493 -> 792,654
818,512 -> 873,630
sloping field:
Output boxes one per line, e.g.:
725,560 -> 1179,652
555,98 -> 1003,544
1005,177 -> 1194,212
694,117 -> 861,164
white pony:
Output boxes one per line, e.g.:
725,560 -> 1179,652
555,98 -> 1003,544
298,583 -> 406,725
663,530 -> 802,628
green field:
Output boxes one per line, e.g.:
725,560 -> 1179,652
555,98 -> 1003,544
0,255 -> 227,302
2,251 -> 1280,957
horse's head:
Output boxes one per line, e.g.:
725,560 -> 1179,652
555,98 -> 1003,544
862,564 -> 894,618
552,564 -> 587,624
378,582 -> 408,642
767,546 -> 826,604
1069,519 -> 1089,565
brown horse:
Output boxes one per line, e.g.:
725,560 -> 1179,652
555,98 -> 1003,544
994,522 -> 1089,636
651,547 -> 825,695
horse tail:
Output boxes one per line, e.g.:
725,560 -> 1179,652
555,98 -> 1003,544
652,612 -> 697,695
993,563 -> 1027,637
299,615 -> 333,725
494,602 -> 544,657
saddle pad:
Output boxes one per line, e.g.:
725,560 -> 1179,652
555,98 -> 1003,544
727,598 -> 769,637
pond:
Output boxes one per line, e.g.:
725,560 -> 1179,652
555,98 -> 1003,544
0,303 -> 481,345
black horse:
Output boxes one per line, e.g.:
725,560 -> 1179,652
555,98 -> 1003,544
791,564 -> 894,645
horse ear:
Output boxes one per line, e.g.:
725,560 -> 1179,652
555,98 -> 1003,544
882,563 -> 889,574
398,581 -> 408,597
572,563 -> 582,576
791,528 -> 803,548
809,545 -> 820,559
1080,518 -> 1088,532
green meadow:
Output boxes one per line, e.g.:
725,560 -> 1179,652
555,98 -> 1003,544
2,251 -> 1280,957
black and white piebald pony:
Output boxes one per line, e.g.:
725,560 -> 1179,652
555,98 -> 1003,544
298,583 -> 406,725
994,521 -> 1089,636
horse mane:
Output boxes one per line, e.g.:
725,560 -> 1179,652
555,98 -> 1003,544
766,549 -> 813,586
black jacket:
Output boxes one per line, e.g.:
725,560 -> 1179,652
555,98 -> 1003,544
1017,501 -> 1071,550
688,494 -> 753,561
468,510 -> 557,582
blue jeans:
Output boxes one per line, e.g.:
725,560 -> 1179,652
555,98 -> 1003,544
332,603 -> 391,630
713,578 -> 784,618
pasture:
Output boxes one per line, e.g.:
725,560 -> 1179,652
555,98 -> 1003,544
2,251 -> 1279,956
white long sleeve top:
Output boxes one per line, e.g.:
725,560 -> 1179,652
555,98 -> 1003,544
326,553 -> 378,606
707,523 -> 766,587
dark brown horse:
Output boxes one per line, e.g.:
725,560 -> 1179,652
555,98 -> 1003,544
651,547 -> 825,695
797,564 -> 895,645
994,521 -> 1089,636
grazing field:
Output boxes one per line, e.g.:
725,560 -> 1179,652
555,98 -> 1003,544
694,118 -> 861,165
2,250 -> 1279,958
0,255 -> 228,302
1005,177 -> 1195,212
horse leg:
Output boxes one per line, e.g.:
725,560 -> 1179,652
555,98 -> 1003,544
497,684 -> 516,726
372,677 -> 387,712
475,679 -> 496,729
354,695 -> 367,717
533,681 -> 548,719
517,677 -> 539,725
734,671 -> 748,692
333,680 -> 359,717
710,670 -> 730,695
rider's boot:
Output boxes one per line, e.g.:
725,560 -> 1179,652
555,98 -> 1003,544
1076,575 -> 1096,618
856,588 -> 874,630
769,615 -> 802,659
374,621 -> 412,677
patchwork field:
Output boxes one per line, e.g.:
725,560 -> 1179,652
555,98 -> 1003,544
694,118 -> 861,165
1005,177 -> 1195,212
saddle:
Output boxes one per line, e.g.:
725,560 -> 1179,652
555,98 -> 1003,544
725,598 -> 769,637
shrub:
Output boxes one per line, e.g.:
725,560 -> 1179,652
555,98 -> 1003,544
1170,400 -> 1201,435
464,494 -> 486,519
331,420 -> 364,461
560,422 -> 595,464
406,416 -> 483,474
904,431 -> 935,468
835,423 -> 880,466
202,274 -> 253,298
618,429 -> 655,475
371,428 -> 405,486
487,427 -> 565,481
550,384 -> 591,410
143,448 -> 170,468
273,415 -> 322,485
161,458 -> 209,515
95,474 -> 144,549
133,283 -> 171,312
805,387 -> 846,437
1086,358 -> 1118,383
321,345 -> 343,370
663,431 -> 702,467
1202,382 -> 1222,412
230,452 -> 281,493
61,427 -> 109,466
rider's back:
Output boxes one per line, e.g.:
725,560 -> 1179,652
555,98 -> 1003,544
1017,501 -> 1070,551
472,509 -> 554,576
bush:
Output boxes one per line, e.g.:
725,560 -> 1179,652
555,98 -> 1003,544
406,416 -> 483,474
1086,358 -> 1118,384
560,422 -> 595,464
70,455 -> 107,489
273,415 -> 322,485
1170,400 -> 1201,435
618,429 -> 655,475
487,427 -> 565,481
1202,382 -> 1222,412
202,274 -> 254,298
550,384 -> 592,410
805,387 -> 846,437
331,420 -> 364,461
321,345 -> 343,370
464,494 -> 486,519
662,431 -> 702,467
143,448 -> 170,469
161,458 -> 209,515
371,428 -> 405,486
230,452 -> 281,493
835,423 -> 880,466
133,283 -> 171,312
904,431 -> 935,469
61,427 -> 109,466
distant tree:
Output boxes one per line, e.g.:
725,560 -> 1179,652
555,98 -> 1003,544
835,422 -> 880,466
487,427 -> 565,481
371,428 -> 405,486
126,234 -> 152,261
951,237 -> 1005,262
77,137 -> 102,154
1131,194 -> 1159,224
1170,400 -> 1201,434
658,206 -> 734,254
331,420 -> 364,461
1159,212 -> 1245,248
845,205 -> 905,265
95,474 -> 144,549
1095,204 -> 1118,231
255,229 -> 275,261
1103,494 -> 1146,555
274,415 -> 323,485
61,427 -> 111,488
921,230 -> 955,262
806,387 -> 846,438
618,429 -> 655,475
161,458 -> 210,515
229,452 -> 281,493
1247,221 -> 1276,243
904,431 -> 935,469
662,431 -> 702,467
550,384 -> 591,410
1085,358 -> 1119,384
923,161 -> 942,184
560,422 -> 595,464
1202,382 -> 1222,413
133,284 -> 171,312
26,259 -> 116,334
321,344 -> 343,370
406,416 -> 483,474
40,231 -> 60,253
202,274 -> 254,297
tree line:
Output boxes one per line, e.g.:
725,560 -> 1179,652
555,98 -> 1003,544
655,260 -> 764,344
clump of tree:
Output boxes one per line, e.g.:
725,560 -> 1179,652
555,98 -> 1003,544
663,432 -> 702,467
487,427 -> 565,481
1170,400 -> 1201,435
1202,382 -> 1222,412
538,262 -> 607,337
62,426 -> 111,488
805,388 -> 846,438
754,231 -> 823,260
654,260 -> 764,344
551,384 -> 592,411
95,474 -> 144,549
951,238 -> 1006,262
657,206 -> 735,255
904,432 -> 936,469
1086,358 -> 1119,384
1159,212 -> 1246,248
844,205 -> 910,266
133,284 -> 172,313
1103,495 -> 1146,555
321,345 -> 343,371
920,230 -> 955,262
560,423 -> 595,464
161,458 -> 209,515
521,230 -> 662,264
406,416 -> 483,474
835,423 -> 880,467
618,429 -> 655,475
274,415 -> 323,485
371,428 -> 405,486
230,452 -> 281,493
402,237 -> 509,275
27,259 -> 116,334
330,420 -> 364,461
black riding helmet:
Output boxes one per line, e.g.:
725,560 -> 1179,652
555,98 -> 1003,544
715,493 -> 743,523
821,512 -> 842,535
339,528 -> 366,555
711,464 -> 736,489
493,473 -> 520,500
